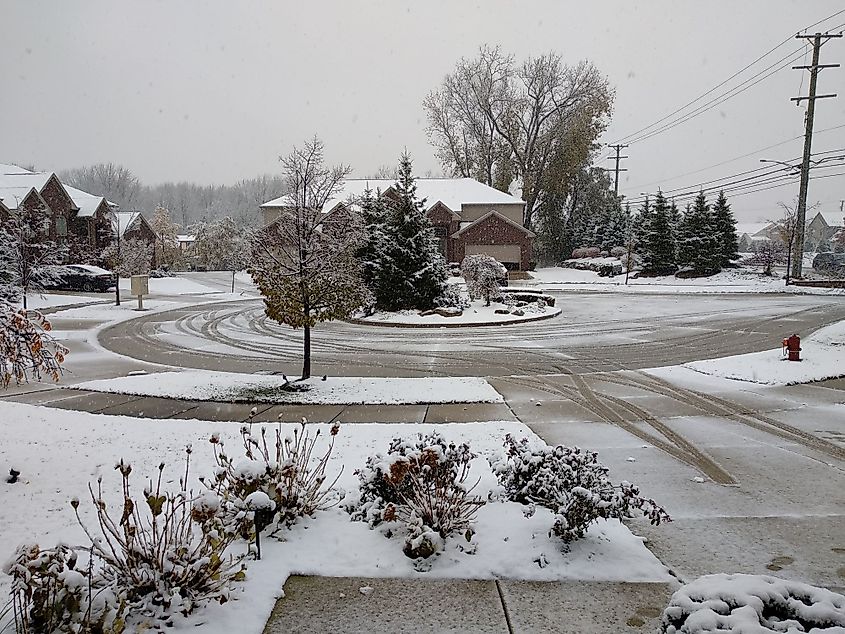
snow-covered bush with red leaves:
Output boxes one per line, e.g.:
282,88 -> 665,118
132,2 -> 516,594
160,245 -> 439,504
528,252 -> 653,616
0,302 -> 67,388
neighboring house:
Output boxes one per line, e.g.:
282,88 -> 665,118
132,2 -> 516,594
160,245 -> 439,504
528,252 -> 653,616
0,163 -> 116,251
804,211 -> 843,252
737,222 -> 779,252
260,178 -> 534,270
113,210 -> 159,267
0,164 -> 78,243
177,234 -> 196,252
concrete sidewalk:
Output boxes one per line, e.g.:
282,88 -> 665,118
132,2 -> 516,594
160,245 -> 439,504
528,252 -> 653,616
262,577 -> 672,634
0,387 -> 518,424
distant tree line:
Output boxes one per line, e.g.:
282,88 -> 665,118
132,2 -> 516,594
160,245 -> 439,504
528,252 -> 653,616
59,163 -> 287,228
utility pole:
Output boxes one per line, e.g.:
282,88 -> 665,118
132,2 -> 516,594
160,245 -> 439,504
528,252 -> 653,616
790,30 -> 842,279
606,144 -> 629,197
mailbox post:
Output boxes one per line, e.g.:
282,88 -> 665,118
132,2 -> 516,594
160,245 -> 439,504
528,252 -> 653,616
130,275 -> 149,311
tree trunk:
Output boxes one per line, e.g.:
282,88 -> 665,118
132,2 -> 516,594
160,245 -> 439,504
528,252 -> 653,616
302,324 -> 311,380
22,292 -> 27,310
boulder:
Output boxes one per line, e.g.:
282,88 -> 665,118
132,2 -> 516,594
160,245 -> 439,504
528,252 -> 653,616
434,307 -> 462,317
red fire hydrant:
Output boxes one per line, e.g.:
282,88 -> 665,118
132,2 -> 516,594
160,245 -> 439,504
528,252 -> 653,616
782,334 -> 801,362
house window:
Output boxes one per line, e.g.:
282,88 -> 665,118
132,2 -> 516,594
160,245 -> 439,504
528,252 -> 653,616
56,216 -> 68,237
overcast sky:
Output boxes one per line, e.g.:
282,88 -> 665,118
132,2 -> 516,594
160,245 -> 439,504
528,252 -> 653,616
2,0 -> 844,222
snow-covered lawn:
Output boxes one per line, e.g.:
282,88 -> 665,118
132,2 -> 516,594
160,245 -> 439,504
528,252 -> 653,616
0,402 -> 670,634
17,293 -> 109,310
359,299 -> 560,326
72,371 -> 505,404
526,267 -> 844,295
118,275 -> 222,295
683,319 -> 845,385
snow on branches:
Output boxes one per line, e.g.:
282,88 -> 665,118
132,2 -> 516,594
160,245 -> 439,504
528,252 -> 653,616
461,254 -> 506,306
0,302 -> 67,388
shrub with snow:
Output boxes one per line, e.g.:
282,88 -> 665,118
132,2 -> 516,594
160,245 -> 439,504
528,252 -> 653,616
204,419 -> 343,531
493,435 -> 670,547
610,246 -> 627,258
461,254 -> 506,306
347,432 -> 485,559
660,573 -> 845,633
434,283 -> 469,310
3,543 -> 124,634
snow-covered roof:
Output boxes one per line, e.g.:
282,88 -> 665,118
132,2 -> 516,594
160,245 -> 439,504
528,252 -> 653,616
112,211 -> 143,237
736,222 -> 773,237
0,185 -> 42,210
260,178 -> 525,216
0,163 -> 33,175
177,234 -> 196,242
62,184 -> 110,218
810,210 -> 844,228
0,170 -> 53,198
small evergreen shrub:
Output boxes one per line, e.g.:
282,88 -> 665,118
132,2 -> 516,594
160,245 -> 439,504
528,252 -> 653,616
610,246 -> 627,258
347,433 -> 485,558
493,435 -> 670,547
434,284 -> 469,310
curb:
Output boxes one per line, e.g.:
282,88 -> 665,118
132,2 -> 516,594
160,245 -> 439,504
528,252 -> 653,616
346,309 -> 561,329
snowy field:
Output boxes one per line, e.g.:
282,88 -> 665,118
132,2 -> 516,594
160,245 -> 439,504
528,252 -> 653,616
73,371 -> 505,404
683,318 -> 845,385
16,293 -> 109,310
526,267 -> 845,295
118,275 -> 224,295
0,402 -> 670,634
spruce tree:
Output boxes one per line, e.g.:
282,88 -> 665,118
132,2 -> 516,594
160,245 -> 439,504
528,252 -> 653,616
639,191 -> 677,276
676,191 -> 720,274
712,190 -> 739,267
378,152 -> 447,311
357,187 -> 390,303
601,200 -> 628,251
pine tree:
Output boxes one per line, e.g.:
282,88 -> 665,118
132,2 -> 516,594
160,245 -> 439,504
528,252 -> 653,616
377,153 -> 447,311
601,200 -> 628,251
676,191 -> 720,274
356,187 -> 391,305
639,191 -> 677,276
712,190 -> 739,267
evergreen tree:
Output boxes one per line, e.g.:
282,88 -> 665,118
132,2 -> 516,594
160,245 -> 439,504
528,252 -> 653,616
712,190 -> 739,267
378,152 -> 447,311
676,191 -> 720,273
356,187 -> 391,305
601,200 -> 628,251
639,191 -> 677,276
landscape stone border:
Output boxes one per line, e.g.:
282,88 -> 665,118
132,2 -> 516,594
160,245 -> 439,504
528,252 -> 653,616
347,308 -> 561,329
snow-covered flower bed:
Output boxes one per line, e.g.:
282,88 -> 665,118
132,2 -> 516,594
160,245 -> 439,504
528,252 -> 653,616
358,297 -> 560,326
660,573 -> 845,633
684,319 -> 845,385
0,402 -> 671,634
71,370 -> 505,404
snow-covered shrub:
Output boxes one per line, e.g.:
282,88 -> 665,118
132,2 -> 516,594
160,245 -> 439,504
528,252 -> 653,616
3,543 -> 124,634
620,251 -> 640,272
72,450 -> 246,621
204,419 -> 343,530
434,283 -> 469,310
461,254 -> 506,306
660,574 -> 845,633
610,246 -> 627,258
0,303 -> 67,389
348,433 -> 485,558
101,238 -> 153,277
493,435 -> 670,546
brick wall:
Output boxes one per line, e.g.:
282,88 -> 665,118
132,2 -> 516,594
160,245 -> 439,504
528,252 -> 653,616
451,213 -> 534,270
39,175 -> 78,242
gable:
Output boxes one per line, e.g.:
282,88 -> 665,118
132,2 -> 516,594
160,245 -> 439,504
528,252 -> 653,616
451,210 -> 535,239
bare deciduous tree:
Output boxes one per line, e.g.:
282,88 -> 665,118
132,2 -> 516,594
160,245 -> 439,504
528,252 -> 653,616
424,45 -> 614,229
149,205 -> 182,269
61,163 -> 141,210
248,137 -> 366,379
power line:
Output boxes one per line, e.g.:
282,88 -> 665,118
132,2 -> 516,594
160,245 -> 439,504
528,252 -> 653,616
611,9 -> 845,145
622,122 -> 845,193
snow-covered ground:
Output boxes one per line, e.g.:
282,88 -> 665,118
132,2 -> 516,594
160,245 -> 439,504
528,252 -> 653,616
73,370 -> 505,404
17,293 -> 109,310
525,267 -> 844,295
118,275 -> 223,295
682,319 -> 845,385
360,299 -> 560,326
0,402 -> 670,634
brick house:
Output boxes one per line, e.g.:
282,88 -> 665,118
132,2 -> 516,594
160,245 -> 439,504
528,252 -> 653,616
260,178 -> 534,270
804,211 -> 843,252
113,210 -> 159,267
0,164 -> 116,252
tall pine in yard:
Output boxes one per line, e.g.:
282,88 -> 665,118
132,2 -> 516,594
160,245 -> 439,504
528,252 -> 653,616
639,191 -> 677,276
357,187 -> 391,304
378,153 -> 447,311
712,190 -> 739,267
677,191 -> 720,273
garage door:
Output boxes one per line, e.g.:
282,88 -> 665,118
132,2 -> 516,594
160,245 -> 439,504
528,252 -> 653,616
465,244 -> 521,264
